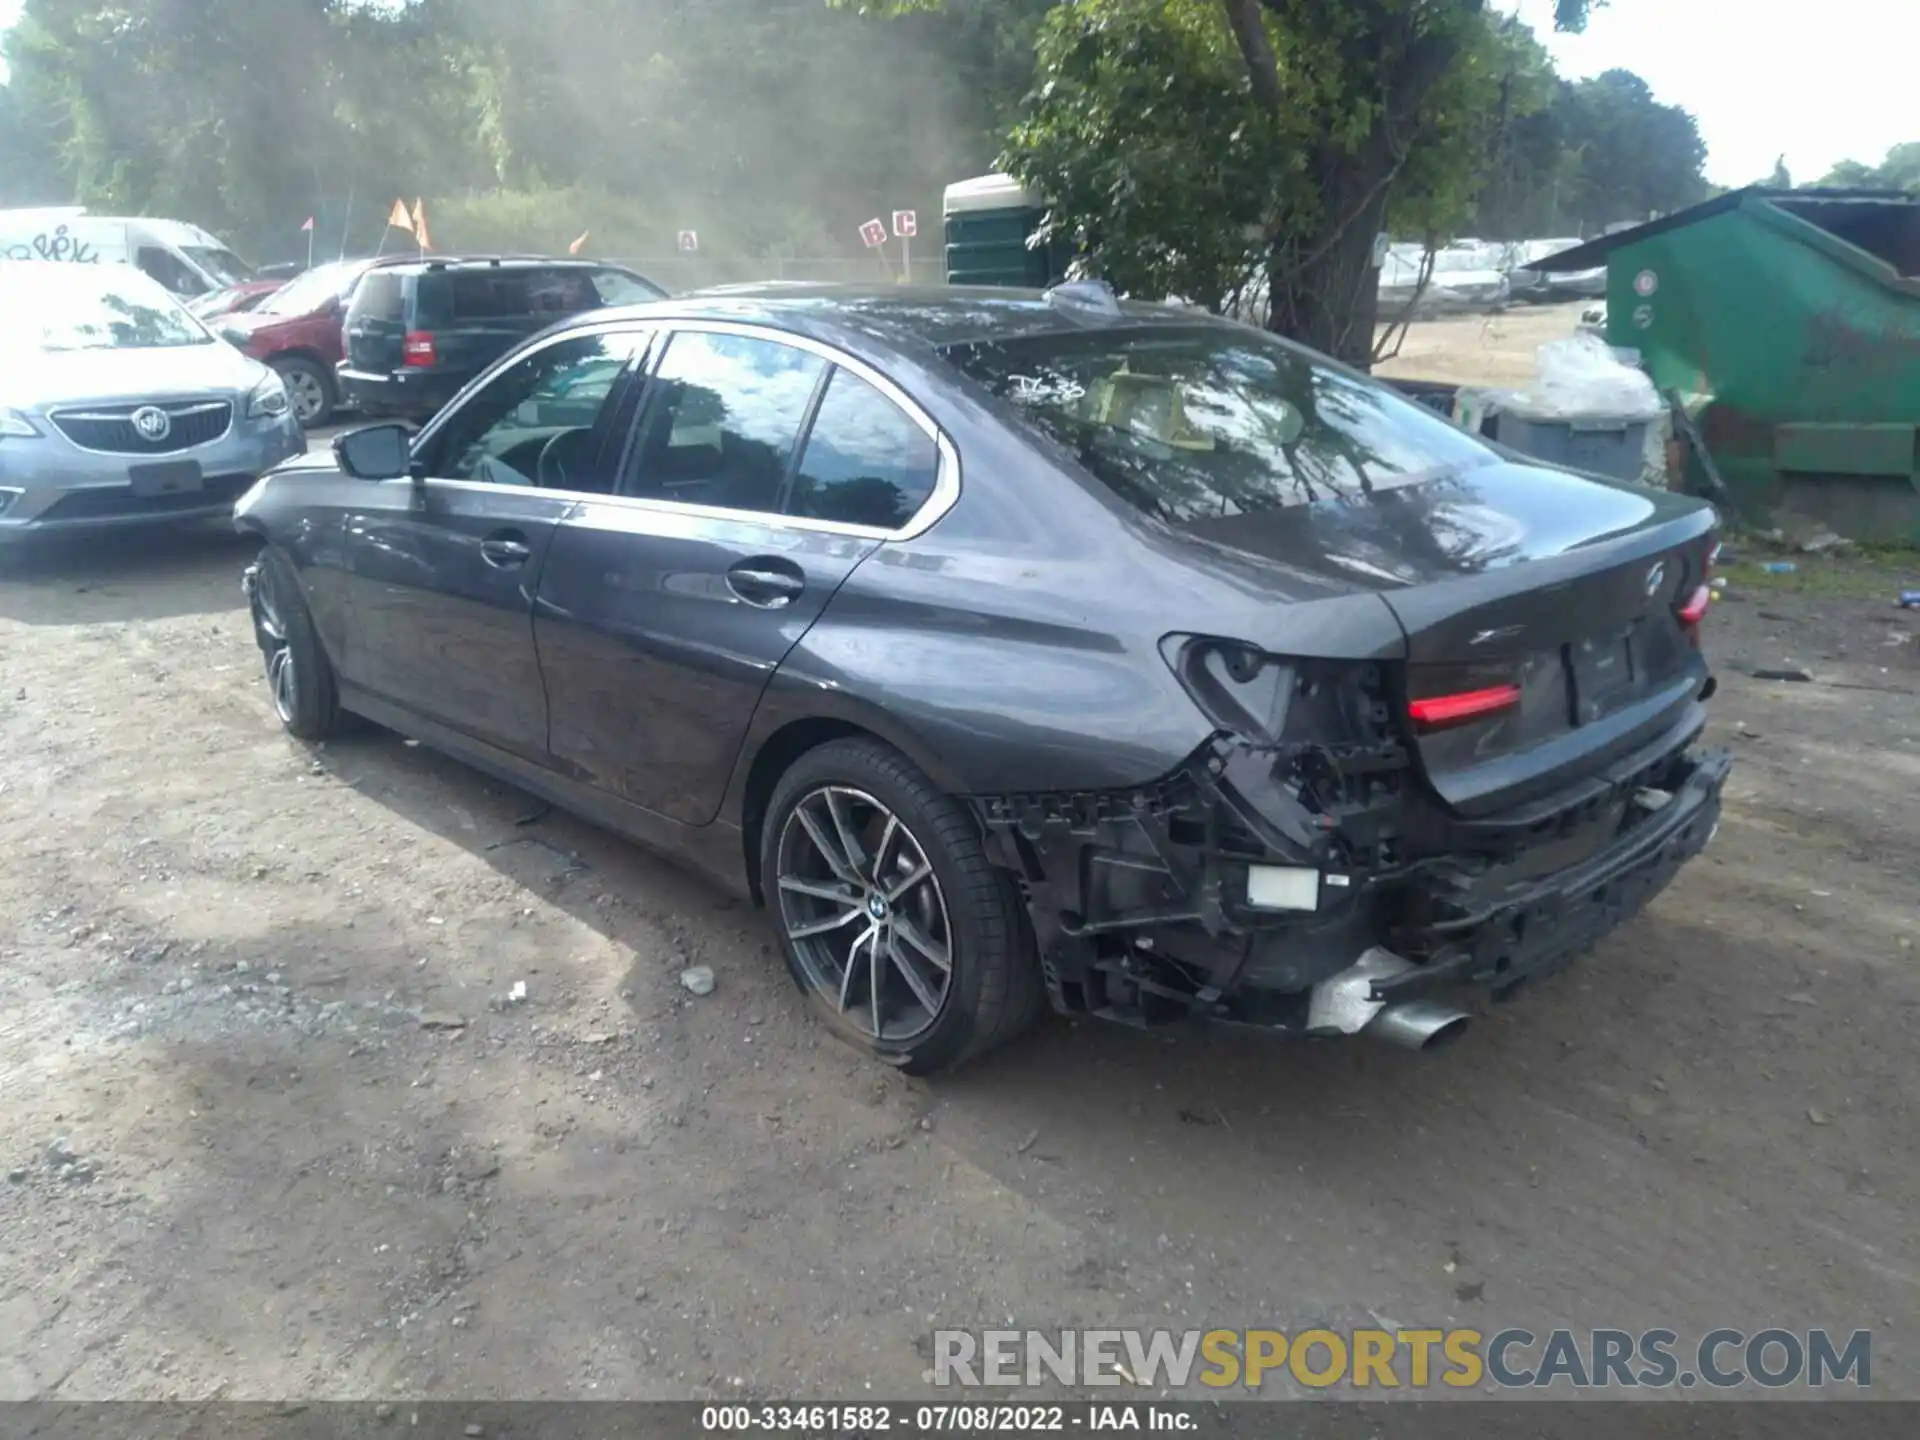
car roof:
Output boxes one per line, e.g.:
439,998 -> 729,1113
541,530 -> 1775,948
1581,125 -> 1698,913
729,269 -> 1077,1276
364,254 -> 635,275
573,282 -> 1231,357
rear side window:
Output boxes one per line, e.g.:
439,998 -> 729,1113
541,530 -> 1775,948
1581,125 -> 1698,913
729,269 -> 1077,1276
449,271 -> 535,320
942,327 -> 1494,524
622,331 -> 826,515
352,272 -> 405,322
446,268 -> 602,321
788,371 -> 939,529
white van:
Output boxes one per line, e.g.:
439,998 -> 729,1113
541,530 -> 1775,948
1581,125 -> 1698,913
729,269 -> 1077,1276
0,208 -> 255,298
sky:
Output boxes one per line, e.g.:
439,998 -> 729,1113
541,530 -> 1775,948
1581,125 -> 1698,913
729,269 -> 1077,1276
0,0 -> 1911,187
1510,0 -> 1914,185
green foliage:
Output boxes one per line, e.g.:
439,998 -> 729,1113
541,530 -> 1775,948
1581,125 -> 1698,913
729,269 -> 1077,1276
998,0 -> 1589,358
0,0 -> 1705,365
0,0 -> 1029,264
1002,0 -> 1284,308
1819,143 -> 1920,192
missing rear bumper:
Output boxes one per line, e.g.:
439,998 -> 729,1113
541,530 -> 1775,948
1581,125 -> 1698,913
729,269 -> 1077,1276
971,734 -> 1729,1042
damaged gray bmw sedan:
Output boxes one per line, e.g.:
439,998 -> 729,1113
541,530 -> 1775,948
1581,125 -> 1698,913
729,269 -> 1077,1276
233,282 -> 1728,1073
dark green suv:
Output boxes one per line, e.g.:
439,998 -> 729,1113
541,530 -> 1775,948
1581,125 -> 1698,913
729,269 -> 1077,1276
338,256 -> 666,422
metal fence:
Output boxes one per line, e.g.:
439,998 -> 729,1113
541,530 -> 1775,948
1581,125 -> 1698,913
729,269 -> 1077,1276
609,255 -> 948,292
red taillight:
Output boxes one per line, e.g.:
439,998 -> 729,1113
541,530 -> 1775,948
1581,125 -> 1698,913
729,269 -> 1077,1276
1408,684 -> 1522,730
1677,585 -> 1711,627
402,331 -> 437,367
1678,540 -> 1717,640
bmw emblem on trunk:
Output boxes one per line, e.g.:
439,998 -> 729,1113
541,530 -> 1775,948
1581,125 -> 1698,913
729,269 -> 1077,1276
1644,560 -> 1667,598
131,406 -> 172,442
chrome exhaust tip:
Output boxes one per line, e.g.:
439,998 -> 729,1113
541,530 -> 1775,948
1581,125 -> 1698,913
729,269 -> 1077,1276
1366,1000 -> 1471,1052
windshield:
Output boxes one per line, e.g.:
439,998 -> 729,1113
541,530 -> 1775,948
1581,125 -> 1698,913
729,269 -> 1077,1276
182,245 -> 253,287
941,326 -> 1494,524
0,263 -> 213,351
260,259 -> 371,317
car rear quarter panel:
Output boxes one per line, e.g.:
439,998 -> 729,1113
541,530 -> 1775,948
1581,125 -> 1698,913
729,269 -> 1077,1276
726,394 -> 1404,806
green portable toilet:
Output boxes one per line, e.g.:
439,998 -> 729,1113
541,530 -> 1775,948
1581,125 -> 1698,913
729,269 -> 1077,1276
1534,187 -> 1920,540
942,173 -> 1069,287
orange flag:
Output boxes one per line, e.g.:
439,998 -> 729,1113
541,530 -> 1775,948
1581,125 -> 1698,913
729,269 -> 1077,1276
569,230 -> 590,255
412,199 -> 431,251
386,198 -> 414,236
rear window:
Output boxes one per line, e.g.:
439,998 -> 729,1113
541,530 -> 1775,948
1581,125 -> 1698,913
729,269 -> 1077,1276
447,268 -> 601,321
353,272 -> 405,323
940,327 -> 1493,524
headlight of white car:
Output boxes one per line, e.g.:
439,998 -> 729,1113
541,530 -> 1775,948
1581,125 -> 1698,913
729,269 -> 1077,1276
246,372 -> 291,420
0,407 -> 41,438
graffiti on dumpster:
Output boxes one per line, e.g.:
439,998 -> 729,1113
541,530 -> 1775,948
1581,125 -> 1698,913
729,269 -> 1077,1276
0,225 -> 102,265
1802,302 -> 1920,377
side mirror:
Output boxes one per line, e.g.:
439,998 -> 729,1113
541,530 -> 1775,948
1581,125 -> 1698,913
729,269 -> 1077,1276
333,423 -> 413,481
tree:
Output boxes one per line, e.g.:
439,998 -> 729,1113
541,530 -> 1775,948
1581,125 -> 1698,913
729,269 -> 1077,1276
843,0 -> 1594,368
1555,69 -> 1708,228
1767,154 -> 1792,189
1819,143 -> 1920,192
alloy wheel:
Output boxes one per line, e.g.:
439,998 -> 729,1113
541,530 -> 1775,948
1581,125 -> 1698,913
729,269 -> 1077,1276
283,368 -> 327,425
252,576 -> 298,725
775,786 -> 954,1042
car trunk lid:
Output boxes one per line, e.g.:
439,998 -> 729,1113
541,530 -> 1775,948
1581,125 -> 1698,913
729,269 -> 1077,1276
1382,510 -> 1715,819
1176,458 -> 1717,818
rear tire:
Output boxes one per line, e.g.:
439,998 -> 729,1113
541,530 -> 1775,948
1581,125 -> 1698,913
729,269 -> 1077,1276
273,356 -> 334,429
761,738 -> 1043,1075
248,546 -> 341,742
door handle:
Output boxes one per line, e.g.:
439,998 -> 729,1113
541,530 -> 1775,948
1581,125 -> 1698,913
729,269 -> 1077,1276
480,531 -> 533,568
726,560 -> 805,608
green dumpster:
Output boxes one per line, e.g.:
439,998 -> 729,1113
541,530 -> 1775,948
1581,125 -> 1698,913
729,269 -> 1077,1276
942,174 -> 1070,288
1535,187 -> 1920,541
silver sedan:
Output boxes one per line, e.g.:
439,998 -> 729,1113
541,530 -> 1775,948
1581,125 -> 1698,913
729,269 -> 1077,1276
0,261 -> 305,545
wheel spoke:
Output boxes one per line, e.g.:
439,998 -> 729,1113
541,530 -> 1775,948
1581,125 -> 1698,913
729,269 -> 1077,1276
887,931 -> 944,1016
884,861 -> 933,904
871,813 -> 900,883
778,875 -> 860,906
892,913 -> 950,972
787,904 -> 865,941
868,916 -> 887,1036
795,802 -> 859,886
824,790 -> 870,880
839,924 -> 875,1013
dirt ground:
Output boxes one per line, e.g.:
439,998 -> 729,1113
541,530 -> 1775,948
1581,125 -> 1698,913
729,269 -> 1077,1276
3,374 -> 1918,1405
1375,299 -> 1598,389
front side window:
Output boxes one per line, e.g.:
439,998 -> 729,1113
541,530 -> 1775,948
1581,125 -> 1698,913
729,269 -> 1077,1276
788,370 -> 939,529
622,331 -> 827,515
941,327 -> 1494,525
181,245 -> 253,288
430,331 -> 647,491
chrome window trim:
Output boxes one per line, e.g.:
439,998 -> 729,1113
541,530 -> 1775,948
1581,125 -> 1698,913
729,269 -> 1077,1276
407,316 -> 959,543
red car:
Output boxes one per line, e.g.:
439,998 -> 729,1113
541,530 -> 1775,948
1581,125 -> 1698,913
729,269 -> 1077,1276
217,258 -> 376,427
188,278 -> 285,322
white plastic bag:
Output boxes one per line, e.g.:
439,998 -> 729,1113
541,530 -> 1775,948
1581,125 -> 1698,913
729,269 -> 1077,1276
1506,332 -> 1663,421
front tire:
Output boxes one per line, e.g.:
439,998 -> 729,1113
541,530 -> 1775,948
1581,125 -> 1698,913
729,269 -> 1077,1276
761,738 -> 1043,1075
273,356 -> 334,429
247,546 -> 341,741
